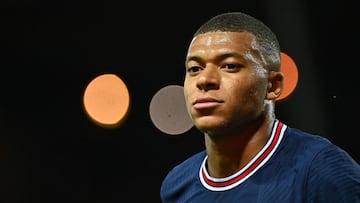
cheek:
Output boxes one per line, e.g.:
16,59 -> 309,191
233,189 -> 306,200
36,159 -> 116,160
227,78 -> 266,103
183,90 -> 190,108
254,79 -> 269,98
183,80 -> 193,107
226,79 -> 248,97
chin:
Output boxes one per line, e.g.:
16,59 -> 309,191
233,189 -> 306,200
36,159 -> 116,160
194,119 -> 227,133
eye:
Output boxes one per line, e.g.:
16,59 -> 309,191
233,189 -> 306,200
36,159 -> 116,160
222,63 -> 243,72
187,66 -> 202,75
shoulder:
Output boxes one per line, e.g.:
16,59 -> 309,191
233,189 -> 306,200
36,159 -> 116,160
282,124 -> 360,201
281,125 -> 337,158
284,126 -> 332,145
161,150 -> 206,185
306,141 -> 360,201
282,125 -> 358,166
162,150 -> 206,180
160,150 -> 206,200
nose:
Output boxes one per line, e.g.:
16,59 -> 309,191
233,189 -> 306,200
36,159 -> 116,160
196,67 -> 220,91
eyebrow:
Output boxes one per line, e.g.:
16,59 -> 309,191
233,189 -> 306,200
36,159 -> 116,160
186,52 -> 244,63
218,52 -> 243,60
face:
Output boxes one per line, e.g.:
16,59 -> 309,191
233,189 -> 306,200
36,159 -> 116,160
184,31 -> 270,135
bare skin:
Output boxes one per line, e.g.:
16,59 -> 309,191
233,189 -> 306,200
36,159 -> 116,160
184,31 -> 284,178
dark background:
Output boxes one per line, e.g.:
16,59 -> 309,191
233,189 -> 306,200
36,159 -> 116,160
1,0 -> 358,202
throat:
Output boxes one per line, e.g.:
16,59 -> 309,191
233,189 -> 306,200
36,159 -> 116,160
204,120 -> 273,178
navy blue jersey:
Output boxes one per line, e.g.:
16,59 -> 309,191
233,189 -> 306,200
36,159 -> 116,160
160,120 -> 360,203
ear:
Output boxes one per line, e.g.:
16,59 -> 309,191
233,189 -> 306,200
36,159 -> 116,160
266,71 -> 284,100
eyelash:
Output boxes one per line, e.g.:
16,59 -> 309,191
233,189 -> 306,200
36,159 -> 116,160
187,63 -> 243,75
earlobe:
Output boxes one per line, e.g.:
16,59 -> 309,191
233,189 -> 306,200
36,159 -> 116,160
267,91 -> 281,100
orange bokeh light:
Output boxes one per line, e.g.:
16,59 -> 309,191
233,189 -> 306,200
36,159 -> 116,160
83,74 -> 130,128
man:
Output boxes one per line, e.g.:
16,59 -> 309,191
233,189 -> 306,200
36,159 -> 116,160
160,12 -> 360,202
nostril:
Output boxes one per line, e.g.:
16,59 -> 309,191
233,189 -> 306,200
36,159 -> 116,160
196,77 -> 220,91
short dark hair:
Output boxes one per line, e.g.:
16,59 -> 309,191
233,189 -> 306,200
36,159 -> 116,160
194,12 -> 281,71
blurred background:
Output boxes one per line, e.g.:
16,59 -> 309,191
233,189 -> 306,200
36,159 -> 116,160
1,0 -> 358,202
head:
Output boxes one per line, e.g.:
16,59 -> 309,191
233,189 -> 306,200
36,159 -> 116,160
183,12 -> 284,136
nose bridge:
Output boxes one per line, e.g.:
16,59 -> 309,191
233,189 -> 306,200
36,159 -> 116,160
197,64 -> 220,89
201,64 -> 219,79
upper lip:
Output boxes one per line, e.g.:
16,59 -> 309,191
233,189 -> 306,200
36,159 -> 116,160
193,97 -> 223,105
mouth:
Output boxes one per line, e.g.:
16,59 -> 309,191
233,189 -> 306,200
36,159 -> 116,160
193,97 -> 223,109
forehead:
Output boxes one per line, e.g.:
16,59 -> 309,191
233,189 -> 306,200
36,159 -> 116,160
188,31 -> 257,54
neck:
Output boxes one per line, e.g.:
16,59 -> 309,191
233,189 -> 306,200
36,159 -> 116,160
204,113 -> 275,178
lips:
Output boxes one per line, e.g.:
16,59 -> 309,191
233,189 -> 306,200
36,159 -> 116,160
193,97 -> 223,109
